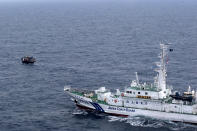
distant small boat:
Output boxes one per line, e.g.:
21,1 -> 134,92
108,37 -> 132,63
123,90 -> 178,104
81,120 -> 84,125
21,56 -> 36,64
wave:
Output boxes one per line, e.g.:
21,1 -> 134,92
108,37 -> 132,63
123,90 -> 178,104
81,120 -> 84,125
107,115 -> 197,131
72,108 -> 88,115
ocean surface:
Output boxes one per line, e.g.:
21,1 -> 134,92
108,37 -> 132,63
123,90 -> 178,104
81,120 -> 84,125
0,0 -> 197,130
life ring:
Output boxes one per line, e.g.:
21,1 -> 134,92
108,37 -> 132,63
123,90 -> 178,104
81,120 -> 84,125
121,93 -> 124,97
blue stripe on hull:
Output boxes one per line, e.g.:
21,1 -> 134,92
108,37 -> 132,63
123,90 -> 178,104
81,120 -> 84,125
90,102 -> 105,112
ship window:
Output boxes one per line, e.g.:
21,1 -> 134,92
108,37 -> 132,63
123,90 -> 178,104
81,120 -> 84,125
126,91 -> 132,94
145,92 -> 148,95
133,92 -> 135,94
145,102 -> 147,105
136,101 -> 138,104
141,102 -> 143,104
138,92 -> 140,94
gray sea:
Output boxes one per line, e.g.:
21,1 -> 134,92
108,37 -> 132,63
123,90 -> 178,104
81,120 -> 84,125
0,0 -> 197,130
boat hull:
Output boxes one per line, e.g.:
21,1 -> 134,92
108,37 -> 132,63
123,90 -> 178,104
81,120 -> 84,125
69,92 -> 197,124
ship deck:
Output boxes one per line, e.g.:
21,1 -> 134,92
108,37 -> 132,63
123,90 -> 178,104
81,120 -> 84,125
70,88 -> 195,106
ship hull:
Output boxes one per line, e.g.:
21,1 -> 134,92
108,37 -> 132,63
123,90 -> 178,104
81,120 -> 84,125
69,92 -> 197,124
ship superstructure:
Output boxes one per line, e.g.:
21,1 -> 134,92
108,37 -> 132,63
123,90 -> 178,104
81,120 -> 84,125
64,44 -> 197,124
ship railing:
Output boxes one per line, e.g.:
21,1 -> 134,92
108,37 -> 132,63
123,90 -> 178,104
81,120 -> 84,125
68,88 -> 97,98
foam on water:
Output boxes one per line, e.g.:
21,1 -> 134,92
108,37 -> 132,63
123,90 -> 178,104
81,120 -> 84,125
107,115 -> 197,131
72,108 -> 88,115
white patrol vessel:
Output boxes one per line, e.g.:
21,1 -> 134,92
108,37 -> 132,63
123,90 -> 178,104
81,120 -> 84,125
64,44 -> 197,124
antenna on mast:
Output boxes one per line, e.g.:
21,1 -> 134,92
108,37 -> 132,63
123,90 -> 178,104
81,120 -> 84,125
155,43 -> 169,91
135,72 -> 139,85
